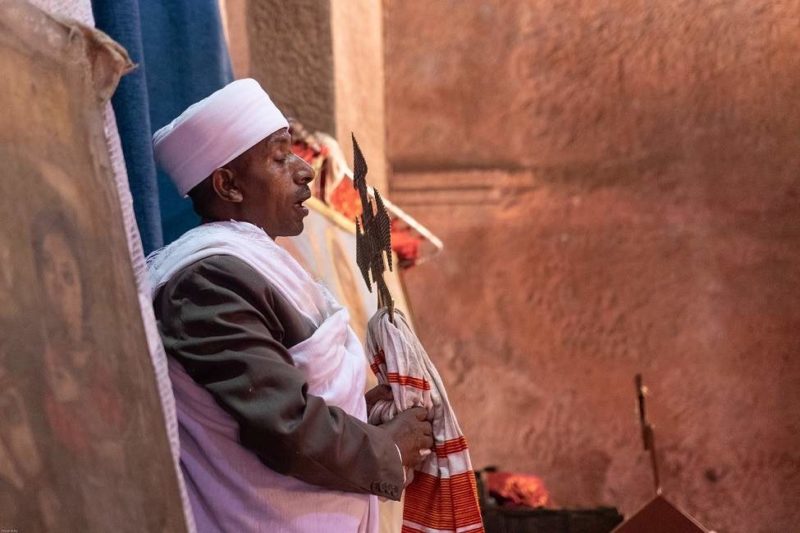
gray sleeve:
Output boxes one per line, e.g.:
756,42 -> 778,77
153,256 -> 403,500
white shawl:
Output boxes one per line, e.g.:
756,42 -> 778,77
366,310 -> 483,533
147,221 -> 378,533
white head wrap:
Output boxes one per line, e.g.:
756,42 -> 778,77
153,78 -> 289,196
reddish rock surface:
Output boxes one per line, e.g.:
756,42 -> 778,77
385,2 -> 800,532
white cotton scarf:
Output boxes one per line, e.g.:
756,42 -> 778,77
366,310 -> 484,533
147,221 -> 378,533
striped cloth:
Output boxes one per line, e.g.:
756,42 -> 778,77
366,310 -> 484,533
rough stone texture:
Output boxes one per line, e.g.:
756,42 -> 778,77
219,0 -> 250,78
246,0 -> 336,135
385,2 -> 800,532
330,0 -> 387,191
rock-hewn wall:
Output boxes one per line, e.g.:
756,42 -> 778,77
385,2 -> 800,532
246,0 -> 336,135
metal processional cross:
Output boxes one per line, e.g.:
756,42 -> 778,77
352,134 -> 395,323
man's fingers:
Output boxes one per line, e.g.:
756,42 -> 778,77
411,407 -> 428,421
384,406 -> 438,467
376,386 -> 394,401
410,449 -> 429,467
374,384 -> 392,395
366,384 -> 393,403
413,429 -> 433,453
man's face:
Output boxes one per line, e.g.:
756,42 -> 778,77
234,128 -> 313,238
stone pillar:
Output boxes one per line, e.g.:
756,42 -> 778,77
222,0 -> 387,191
218,0 -> 250,79
329,0 -> 387,191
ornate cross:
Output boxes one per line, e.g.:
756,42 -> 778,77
352,134 -> 395,323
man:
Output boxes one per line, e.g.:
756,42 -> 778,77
147,79 -> 433,532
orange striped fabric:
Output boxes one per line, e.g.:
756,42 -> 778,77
373,352 -> 432,390
366,310 -> 484,533
387,372 -> 431,391
370,349 -> 386,375
403,472 -> 483,531
434,437 -> 469,458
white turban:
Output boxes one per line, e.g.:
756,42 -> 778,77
153,78 -> 289,196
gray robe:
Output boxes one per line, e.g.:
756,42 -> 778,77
153,255 -> 404,510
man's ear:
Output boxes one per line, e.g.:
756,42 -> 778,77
210,167 -> 243,203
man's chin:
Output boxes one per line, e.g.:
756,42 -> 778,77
284,220 -> 305,238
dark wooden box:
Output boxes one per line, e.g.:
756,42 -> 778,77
477,470 -> 623,533
482,506 -> 623,533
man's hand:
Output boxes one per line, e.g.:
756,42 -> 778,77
382,407 -> 433,468
365,384 -> 393,414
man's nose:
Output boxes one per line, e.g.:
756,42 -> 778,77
294,159 -> 314,185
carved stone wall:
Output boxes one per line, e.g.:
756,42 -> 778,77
385,2 -> 800,532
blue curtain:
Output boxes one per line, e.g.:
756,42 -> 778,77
92,0 -> 234,253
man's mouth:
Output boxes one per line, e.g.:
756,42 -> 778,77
294,191 -> 311,217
